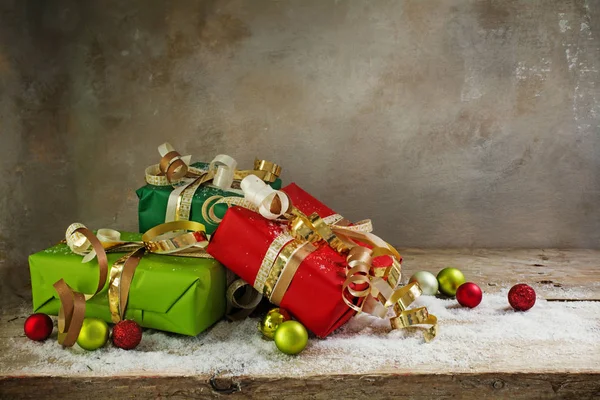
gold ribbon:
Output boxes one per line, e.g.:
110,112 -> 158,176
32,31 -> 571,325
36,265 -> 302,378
144,143 -> 282,223
54,226 -> 106,346
54,221 -> 211,346
236,176 -> 438,341
225,277 -> 263,321
252,232 -> 317,306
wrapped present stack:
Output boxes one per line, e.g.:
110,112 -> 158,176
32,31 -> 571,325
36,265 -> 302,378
27,143 -> 437,353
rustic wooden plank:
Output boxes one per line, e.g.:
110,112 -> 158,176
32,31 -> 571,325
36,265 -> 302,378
400,248 -> 600,300
1,373 -> 600,399
1,249 -> 599,399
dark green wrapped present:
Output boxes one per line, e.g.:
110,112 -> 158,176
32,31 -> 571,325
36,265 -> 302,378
29,231 -> 227,336
137,146 -> 282,234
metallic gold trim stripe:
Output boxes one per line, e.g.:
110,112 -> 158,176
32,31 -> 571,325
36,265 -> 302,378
108,254 -> 129,323
201,196 -> 260,225
269,241 -> 317,305
145,164 -> 207,186
263,239 -> 304,301
254,233 -> 294,294
321,213 -> 343,225
175,172 -> 214,221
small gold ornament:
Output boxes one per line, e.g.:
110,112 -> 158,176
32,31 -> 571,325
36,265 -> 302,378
259,308 -> 291,339
77,318 -> 109,351
274,320 -> 308,355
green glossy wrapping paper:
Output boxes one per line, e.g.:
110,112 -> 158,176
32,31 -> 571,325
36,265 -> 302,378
136,162 -> 282,234
29,232 -> 226,336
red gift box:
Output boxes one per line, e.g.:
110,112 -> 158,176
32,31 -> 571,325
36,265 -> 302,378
207,205 -> 357,338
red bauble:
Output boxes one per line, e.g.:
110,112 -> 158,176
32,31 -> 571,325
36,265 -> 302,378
112,320 -> 143,350
508,284 -> 536,311
24,313 -> 53,341
456,282 -> 483,308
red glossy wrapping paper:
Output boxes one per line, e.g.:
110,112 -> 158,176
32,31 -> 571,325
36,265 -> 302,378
282,183 -> 393,269
281,183 -> 337,219
207,206 -> 357,338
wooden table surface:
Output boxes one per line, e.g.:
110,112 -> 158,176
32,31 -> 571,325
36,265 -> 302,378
1,248 -> 599,399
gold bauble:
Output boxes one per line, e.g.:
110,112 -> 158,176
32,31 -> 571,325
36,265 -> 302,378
77,318 -> 109,351
437,267 -> 466,297
274,320 -> 308,355
259,308 -> 291,339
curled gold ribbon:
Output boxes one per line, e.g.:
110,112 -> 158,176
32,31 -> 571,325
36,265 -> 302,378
55,226 -> 108,346
145,143 -> 282,224
201,195 -> 259,225
236,176 -> 438,341
107,247 -> 146,323
225,278 -> 263,321
53,279 -> 86,347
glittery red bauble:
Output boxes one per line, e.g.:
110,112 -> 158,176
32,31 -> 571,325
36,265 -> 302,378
24,313 -> 53,341
508,284 -> 536,311
112,320 -> 143,350
456,282 -> 483,308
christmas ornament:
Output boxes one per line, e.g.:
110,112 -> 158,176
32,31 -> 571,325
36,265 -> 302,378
437,267 -> 466,297
77,318 -> 109,351
456,282 -> 482,308
24,313 -> 53,341
508,283 -> 536,311
409,271 -> 439,295
259,308 -> 292,339
112,320 -> 143,350
274,320 -> 308,355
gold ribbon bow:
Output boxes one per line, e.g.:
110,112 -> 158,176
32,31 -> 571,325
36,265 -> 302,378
144,143 -> 282,224
236,176 -> 438,341
53,221 -> 213,347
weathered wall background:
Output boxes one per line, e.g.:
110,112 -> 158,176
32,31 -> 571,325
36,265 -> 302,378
1,0 -> 599,298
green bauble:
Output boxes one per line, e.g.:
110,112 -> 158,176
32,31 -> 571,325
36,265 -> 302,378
274,321 -> 308,355
77,318 -> 109,351
259,308 -> 291,340
409,271 -> 439,296
437,267 -> 466,297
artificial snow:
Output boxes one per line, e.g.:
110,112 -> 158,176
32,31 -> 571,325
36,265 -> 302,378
2,289 -> 599,377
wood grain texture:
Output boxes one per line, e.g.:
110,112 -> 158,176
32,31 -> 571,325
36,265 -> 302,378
400,248 -> 600,300
1,373 -> 599,400
1,249 -> 599,399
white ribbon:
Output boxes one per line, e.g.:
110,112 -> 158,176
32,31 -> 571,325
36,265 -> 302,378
240,175 -> 290,220
165,180 -> 193,222
159,147 -> 240,223
66,223 -> 123,263
210,154 -> 238,190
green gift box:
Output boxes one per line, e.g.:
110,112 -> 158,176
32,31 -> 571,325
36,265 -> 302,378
137,161 -> 282,234
29,232 -> 226,336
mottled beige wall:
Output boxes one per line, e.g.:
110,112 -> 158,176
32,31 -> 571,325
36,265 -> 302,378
1,0 -> 599,298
